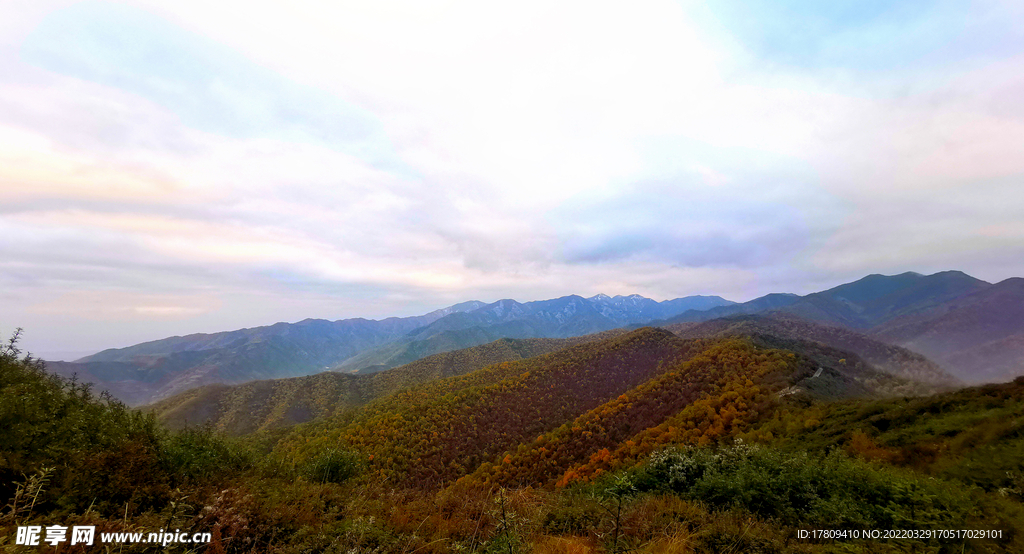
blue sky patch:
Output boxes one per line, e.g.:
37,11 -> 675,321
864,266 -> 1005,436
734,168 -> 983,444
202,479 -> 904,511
20,1 -> 403,168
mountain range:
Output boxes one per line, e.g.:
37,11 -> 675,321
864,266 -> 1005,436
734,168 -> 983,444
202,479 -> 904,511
148,315 -> 956,436
659,270 -> 989,329
657,270 -> 1023,384
44,270 -> 1024,405
46,294 -> 732,404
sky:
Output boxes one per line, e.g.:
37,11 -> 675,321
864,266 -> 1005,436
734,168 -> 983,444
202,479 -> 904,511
2,0 -> 1024,359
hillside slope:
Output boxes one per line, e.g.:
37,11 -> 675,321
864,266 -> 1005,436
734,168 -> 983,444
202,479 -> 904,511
147,331 -> 625,434
274,327 -> 916,489
276,328 -> 697,487
785,270 -> 989,328
870,278 -> 1024,383
664,314 -> 960,390
750,375 -> 1024,495
662,271 -> 989,329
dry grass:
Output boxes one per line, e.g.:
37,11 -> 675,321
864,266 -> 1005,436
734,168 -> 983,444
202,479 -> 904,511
531,534 -> 600,554
638,531 -> 697,554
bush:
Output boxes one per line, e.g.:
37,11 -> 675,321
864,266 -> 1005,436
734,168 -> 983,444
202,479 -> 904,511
160,425 -> 256,483
636,442 -> 976,529
0,329 -> 166,514
300,448 -> 364,484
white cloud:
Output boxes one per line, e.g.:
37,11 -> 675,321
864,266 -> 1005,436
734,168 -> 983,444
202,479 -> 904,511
3,0 -> 1024,354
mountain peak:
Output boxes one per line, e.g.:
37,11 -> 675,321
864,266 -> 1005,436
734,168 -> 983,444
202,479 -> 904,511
927,270 -> 989,284
427,300 -> 487,318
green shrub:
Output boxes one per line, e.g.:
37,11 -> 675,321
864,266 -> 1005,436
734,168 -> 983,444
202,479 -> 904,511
542,502 -> 603,535
0,330 -> 166,514
300,448 -> 364,484
159,425 -> 255,483
637,442 -> 976,529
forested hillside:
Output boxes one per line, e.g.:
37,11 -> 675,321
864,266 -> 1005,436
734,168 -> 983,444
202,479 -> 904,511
666,314 -> 960,389
148,331 -> 624,434
748,375 -> 1024,494
276,328 -> 696,487
271,327 -> 923,488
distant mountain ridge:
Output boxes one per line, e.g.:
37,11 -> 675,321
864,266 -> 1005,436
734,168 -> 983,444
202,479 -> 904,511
657,271 -> 1024,383
47,302 -> 489,405
77,300 -> 489,364
44,270 -> 1024,403
664,314 -> 960,391
46,293 -> 734,404
661,271 -> 989,329
335,294 -> 735,373
587,293 -> 734,322
869,277 -> 1024,383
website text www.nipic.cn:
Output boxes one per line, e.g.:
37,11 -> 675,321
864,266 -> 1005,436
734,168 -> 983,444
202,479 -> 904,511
15,525 -> 212,547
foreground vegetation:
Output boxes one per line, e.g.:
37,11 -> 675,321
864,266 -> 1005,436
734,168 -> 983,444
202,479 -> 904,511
3,329 -> 1023,553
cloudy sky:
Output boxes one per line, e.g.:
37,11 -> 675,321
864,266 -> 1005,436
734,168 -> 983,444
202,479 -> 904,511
2,0 -> 1023,358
